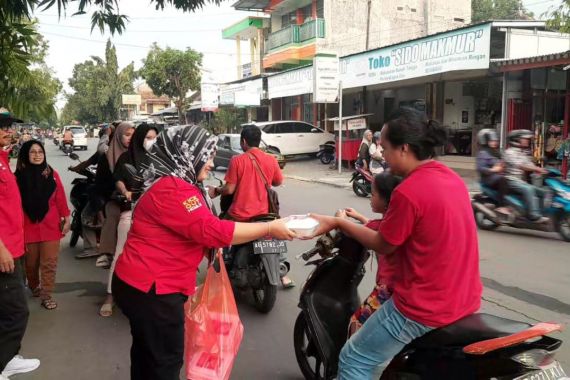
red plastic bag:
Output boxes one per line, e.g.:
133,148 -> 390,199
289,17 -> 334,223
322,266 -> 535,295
185,250 -> 244,380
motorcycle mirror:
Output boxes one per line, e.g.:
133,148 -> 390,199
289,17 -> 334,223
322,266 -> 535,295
69,153 -> 79,161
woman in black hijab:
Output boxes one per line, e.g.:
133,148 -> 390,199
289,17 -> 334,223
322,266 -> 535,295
15,141 -> 70,310
99,123 -> 159,317
113,125 -> 296,380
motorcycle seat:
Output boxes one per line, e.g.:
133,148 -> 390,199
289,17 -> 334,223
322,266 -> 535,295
410,313 -> 530,349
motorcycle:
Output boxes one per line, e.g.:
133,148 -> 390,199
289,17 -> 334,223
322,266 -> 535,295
317,142 -> 335,165
350,165 -> 373,197
472,169 -> 570,242
209,173 -> 290,314
68,153 -> 100,248
293,231 -> 567,380
62,140 -> 74,155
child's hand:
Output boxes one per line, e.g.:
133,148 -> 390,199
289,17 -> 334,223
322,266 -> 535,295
335,209 -> 348,218
345,208 -> 361,219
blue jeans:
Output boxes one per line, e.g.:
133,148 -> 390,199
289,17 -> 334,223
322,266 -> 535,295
338,299 -> 432,380
506,179 -> 542,220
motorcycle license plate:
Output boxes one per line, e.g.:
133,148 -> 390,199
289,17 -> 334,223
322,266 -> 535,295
515,362 -> 568,380
253,240 -> 287,254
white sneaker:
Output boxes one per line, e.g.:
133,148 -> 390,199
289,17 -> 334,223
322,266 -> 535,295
1,355 -> 40,377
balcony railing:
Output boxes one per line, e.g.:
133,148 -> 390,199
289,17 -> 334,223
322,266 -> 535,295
299,18 -> 325,42
267,25 -> 299,51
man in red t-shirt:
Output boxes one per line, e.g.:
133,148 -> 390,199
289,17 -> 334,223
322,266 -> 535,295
0,116 -> 40,378
212,125 -> 294,287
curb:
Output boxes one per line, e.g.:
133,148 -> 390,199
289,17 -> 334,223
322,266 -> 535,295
285,174 -> 480,196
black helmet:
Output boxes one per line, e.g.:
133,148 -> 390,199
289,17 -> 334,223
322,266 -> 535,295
477,129 -> 499,147
508,129 -> 533,148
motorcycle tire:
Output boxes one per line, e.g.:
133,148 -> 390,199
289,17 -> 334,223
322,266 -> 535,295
352,175 -> 369,198
474,209 -> 500,231
69,230 -> 80,247
294,312 -> 327,380
252,273 -> 277,314
555,212 -> 570,242
320,154 -> 333,165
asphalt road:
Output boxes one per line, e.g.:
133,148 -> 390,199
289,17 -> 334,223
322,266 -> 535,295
13,139 -> 570,379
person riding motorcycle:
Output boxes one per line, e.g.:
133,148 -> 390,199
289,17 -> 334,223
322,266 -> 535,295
503,129 -> 548,223
475,129 -> 509,214
369,131 -> 385,175
62,128 -> 74,144
210,125 -> 294,288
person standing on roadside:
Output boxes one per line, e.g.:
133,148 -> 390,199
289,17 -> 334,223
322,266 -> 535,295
0,109 -> 40,380
15,141 -> 71,310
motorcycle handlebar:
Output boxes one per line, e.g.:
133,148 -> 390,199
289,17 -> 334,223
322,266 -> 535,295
296,247 -> 320,261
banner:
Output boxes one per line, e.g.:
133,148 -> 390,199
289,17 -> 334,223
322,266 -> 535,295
201,83 -> 219,112
267,66 -> 313,99
220,79 -> 263,106
313,55 -> 339,103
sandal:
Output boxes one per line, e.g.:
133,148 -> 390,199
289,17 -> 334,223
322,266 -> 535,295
281,276 -> 296,289
31,287 -> 41,297
99,302 -> 113,317
95,254 -> 112,269
41,298 -> 57,310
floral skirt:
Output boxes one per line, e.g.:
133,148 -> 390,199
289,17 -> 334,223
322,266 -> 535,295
348,284 -> 393,337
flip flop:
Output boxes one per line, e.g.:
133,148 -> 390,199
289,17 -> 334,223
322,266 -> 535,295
75,250 -> 99,259
41,298 -> 57,310
99,303 -> 113,317
281,277 -> 296,289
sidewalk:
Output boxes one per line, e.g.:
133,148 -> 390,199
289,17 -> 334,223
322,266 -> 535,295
282,156 -> 481,193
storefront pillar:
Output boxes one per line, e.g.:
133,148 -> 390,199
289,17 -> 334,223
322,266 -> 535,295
562,88 -> 569,179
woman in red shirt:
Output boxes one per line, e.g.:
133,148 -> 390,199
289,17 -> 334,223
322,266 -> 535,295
15,141 -> 70,310
113,125 -> 295,380
307,108 -> 482,379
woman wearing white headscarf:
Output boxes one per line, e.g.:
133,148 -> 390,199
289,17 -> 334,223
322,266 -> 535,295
113,125 -> 295,380
357,129 -> 373,170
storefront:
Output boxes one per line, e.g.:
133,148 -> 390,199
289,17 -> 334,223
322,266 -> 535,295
494,50 -> 570,178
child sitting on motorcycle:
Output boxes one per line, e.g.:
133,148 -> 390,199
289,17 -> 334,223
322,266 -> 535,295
335,172 -> 402,337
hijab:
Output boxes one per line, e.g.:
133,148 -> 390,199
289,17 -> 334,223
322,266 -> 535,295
141,124 -> 218,189
360,129 -> 372,147
129,123 -> 158,168
15,141 -> 56,223
107,121 -> 134,172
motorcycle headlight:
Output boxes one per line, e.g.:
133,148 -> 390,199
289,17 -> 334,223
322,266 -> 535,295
512,349 -> 555,369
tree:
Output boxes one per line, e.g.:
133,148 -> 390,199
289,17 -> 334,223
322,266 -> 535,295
6,0 -> 226,34
471,0 -> 533,23
545,0 -> 570,32
62,40 -> 135,124
139,44 -> 202,124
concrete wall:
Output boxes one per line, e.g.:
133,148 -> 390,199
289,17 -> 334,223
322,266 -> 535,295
443,81 -> 475,130
319,0 -> 471,57
507,29 -> 570,59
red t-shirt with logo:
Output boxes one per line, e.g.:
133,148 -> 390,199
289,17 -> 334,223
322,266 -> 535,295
379,161 -> 482,327
365,219 -> 398,287
115,176 -> 235,296
225,148 -> 283,221
0,150 -> 24,258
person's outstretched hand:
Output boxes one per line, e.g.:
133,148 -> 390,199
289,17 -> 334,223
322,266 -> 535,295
300,213 -> 339,240
268,219 -> 297,241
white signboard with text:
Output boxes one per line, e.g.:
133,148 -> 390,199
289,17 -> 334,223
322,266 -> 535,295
313,55 -> 339,103
267,66 -> 313,99
340,23 -> 492,89
122,94 -> 141,106
200,82 -> 219,112
220,78 -> 263,106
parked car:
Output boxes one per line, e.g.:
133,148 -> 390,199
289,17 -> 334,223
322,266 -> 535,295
242,121 -> 335,156
214,134 -> 286,170
63,126 -> 88,150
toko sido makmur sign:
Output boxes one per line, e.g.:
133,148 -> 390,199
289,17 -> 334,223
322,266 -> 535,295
340,23 -> 492,89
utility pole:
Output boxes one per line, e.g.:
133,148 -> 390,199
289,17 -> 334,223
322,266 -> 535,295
362,0 -> 372,115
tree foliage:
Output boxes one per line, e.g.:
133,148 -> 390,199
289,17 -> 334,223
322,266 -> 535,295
62,40 -> 135,125
139,44 -> 202,124
0,5 -> 61,123
5,0 -> 226,34
471,0 -> 533,23
545,0 -> 570,32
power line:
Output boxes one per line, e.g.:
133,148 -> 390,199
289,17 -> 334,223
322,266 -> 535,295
36,11 -> 260,19
39,22 -> 225,33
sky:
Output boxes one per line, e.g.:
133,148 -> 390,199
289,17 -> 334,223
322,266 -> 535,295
35,0 -> 562,109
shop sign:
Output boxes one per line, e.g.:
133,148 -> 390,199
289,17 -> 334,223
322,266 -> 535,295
268,66 -> 313,99
200,82 -> 219,112
219,78 -> 263,106
122,94 -> 141,106
340,23 -> 492,89
313,55 -> 339,103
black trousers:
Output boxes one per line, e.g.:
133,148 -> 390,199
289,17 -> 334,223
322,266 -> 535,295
0,259 -> 29,372
113,274 -> 188,380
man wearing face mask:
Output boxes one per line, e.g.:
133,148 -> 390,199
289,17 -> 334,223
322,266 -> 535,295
99,123 -> 158,317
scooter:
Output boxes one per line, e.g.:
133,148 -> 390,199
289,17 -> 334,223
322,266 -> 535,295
209,173 -> 290,314
317,142 -> 335,165
294,231 -> 567,380
68,153 -> 100,248
472,169 -> 570,242
62,140 -> 73,155
350,164 -> 373,197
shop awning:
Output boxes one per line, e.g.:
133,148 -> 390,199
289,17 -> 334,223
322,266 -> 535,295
492,50 -> 570,72
231,0 -> 269,11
